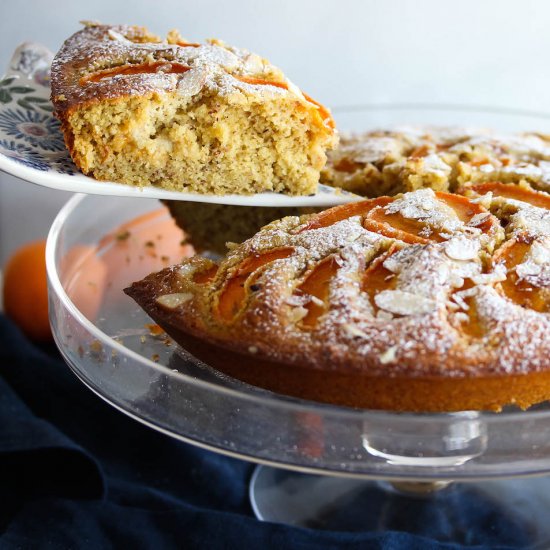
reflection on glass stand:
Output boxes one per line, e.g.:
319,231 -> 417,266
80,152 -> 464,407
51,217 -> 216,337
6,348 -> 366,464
250,466 -> 550,547
250,411 -> 488,528
249,412 -> 548,547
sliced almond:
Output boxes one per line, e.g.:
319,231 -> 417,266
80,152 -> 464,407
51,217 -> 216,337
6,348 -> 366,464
343,323 -> 369,339
379,346 -> 397,364
444,237 -> 480,261
177,264 -> 196,278
156,292 -> 193,309
289,306 -> 308,323
374,289 -> 436,316
309,295 -> 325,307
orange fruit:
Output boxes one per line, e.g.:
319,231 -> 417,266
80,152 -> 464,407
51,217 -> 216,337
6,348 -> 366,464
3,240 -> 52,341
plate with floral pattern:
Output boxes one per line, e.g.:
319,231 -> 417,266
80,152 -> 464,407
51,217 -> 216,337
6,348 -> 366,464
0,43 -> 358,207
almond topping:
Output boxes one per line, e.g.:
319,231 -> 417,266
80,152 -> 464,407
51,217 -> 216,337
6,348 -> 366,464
289,306 -> 308,323
374,290 -> 436,316
444,237 -> 480,261
156,292 -> 193,309
379,346 -> 397,364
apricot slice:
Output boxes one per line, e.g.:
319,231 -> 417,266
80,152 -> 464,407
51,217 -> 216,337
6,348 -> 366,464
233,75 -> 289,90
472,182 -> 550,211
361,247 -> 399,312
175,41 -> 201,47
81,61 -> 191,84
302,92 -> 335,130
494,237 -> 549,313
364,209 -> 433,244
458,302 -> 485,338
363,192 -> 493,243
295,256 -> 339,328
232,78 -> 334,129
301,193 -> 494,245
217,248 -> 294,321
469,157 -> 490,167
299,198 -> 390,233
333,158 -> 362,173
410,145 -> 430,158
193,264 -> 218,284
434,191 -> 495,232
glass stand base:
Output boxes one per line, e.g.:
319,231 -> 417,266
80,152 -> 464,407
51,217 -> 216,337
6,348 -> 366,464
249,465 -> 550,548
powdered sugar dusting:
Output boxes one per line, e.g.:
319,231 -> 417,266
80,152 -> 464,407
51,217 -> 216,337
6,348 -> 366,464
51,23 -> 316,113
157,188 -> 548,378
133,169 -> 550,381
513,207 -> 550,237
375,289 -> 436,315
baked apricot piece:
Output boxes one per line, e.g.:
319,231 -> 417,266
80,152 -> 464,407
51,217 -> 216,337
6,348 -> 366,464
472,182 -> 550,211
217,248 -> 294,321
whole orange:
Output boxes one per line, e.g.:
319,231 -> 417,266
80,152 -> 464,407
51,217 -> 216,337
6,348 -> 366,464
3,240 -> 52,341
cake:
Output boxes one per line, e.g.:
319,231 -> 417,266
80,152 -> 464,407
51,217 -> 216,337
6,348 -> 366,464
164,201 -> 310,254
50,23 -> 337,195
125,184 -> 550,412
321,127 -> 550,197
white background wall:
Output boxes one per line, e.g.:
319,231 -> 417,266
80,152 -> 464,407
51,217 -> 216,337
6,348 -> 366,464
2,0 -> 550,262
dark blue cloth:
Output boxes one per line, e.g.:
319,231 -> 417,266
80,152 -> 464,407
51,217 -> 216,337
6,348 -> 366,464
0,314 -> 530,549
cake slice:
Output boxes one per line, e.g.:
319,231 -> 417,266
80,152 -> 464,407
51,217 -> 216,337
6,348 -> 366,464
51,23 -> 337,195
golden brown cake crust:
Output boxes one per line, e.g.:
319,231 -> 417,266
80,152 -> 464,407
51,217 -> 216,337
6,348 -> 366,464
125,185 -> 550,411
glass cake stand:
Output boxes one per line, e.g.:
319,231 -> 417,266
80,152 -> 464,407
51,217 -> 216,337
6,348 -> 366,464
46,106 -> 550,548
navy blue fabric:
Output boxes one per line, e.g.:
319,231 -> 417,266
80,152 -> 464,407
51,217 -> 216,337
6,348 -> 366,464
0,314 -> 528,549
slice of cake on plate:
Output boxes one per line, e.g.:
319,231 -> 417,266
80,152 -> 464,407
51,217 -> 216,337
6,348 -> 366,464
51,23 -> 337,195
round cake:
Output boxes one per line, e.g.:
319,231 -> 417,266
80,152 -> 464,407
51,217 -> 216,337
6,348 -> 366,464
125,182 -> 550,412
